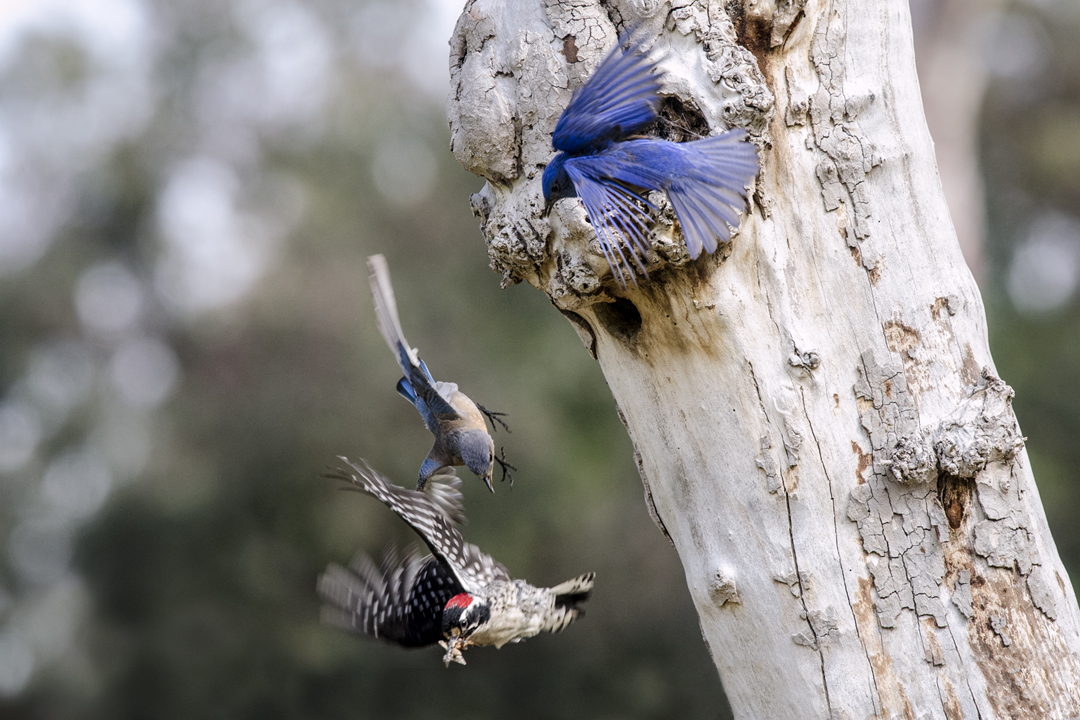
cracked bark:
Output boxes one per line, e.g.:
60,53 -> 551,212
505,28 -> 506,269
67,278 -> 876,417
448,0 -> 1080,717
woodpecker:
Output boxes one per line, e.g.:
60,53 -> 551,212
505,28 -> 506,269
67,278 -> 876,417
317,457 -> 595,665
367,254 -> 515,492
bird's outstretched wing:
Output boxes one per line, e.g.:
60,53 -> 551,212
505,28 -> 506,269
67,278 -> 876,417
665,130 -> 759,258
421,467 -> 467,526
329,458 -> 511,595
318,545 -> 463,647
564,131 -> 759,279
368,254 -> 461,425
564,151 -> 664,286
553,39 -> 663,155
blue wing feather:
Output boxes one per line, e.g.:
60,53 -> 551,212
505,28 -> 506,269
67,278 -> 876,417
553,40 -> 663,155
669,190 -> 728,257
552,37 -> 760,273
564,155 -> 660,285
393,342 -> 459,425
397,378 -> 440,434
567,140 -> 669,190
561,132 -> 758,269
396,377 -> 416,403
664,130 -> 759,258
417,359 -> 434,383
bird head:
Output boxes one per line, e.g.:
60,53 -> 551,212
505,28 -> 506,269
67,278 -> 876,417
460,431 -> 495,492
441,593 -> 491,641
541,153 -> 575,216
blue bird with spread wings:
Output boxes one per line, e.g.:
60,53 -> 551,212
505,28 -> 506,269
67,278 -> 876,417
541,39 -> 760,285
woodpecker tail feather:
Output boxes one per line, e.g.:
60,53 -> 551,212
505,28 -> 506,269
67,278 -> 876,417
543,572 -> 595,633
550,572 -> 596,605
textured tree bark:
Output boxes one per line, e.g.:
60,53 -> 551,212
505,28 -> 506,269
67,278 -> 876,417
448,1 -> 1080,718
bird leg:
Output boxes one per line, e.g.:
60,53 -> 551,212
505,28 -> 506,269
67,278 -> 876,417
495,447 -> 517,486
476,403 -> 511,433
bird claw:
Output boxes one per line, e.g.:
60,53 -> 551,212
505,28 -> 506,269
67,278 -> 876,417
439,638 -> 468,667
495,447 -> 517,486
476,404 -> 511,434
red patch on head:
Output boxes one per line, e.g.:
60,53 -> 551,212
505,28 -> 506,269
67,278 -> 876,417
445,594 -> 473,610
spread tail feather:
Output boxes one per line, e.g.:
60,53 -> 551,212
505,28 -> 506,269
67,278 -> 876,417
551,572 -> 596,608
368,254 -> 418,374
668,130 -> 759,258
544,571 -> 595,634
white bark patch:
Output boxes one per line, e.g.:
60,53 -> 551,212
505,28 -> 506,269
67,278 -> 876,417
804,7 -> 882,254
890,372 -> 1025,486
792,607 -> 839,650
633,446 -> 674,546
773,570 -> 803,597
1026,565 -> 1058,621
951,568 -> 974,619
989,614 -> 1011,647
847,358 -> 1041,630
709,568 -> 741,606
852,350 -> 919,485
756,435 -> 783,493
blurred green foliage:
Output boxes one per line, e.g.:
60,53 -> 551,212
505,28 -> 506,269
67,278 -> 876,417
0,0 -> 1077,718
981,1 -> 1080,586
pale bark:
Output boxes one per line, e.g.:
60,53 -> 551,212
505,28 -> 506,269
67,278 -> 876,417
448,1 -> 1080,718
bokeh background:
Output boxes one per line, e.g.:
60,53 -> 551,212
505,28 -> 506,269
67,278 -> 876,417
0,0 -> 1076,718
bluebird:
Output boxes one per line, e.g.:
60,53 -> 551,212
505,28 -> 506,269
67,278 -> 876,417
542,38 -> 760,285
368,254 -> 513,493
317,458 -> 595,665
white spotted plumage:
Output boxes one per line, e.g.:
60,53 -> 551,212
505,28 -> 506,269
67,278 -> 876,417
319,457 -> 595,664
330,457 -> 509,594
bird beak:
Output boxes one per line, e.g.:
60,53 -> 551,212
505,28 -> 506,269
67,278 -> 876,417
542,196 -> 555,218
482,472 -> 494,494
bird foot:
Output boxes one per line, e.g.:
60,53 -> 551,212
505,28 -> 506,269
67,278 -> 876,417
495,447 -> 517,486
476,404 -> 511,433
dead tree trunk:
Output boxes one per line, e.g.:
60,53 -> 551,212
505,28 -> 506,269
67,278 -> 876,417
447,1 -> 1080,717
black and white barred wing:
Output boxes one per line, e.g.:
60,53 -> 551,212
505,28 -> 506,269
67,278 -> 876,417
318,544 -> 463,647
330,458 -> 510,595
420,467 -> 466,526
